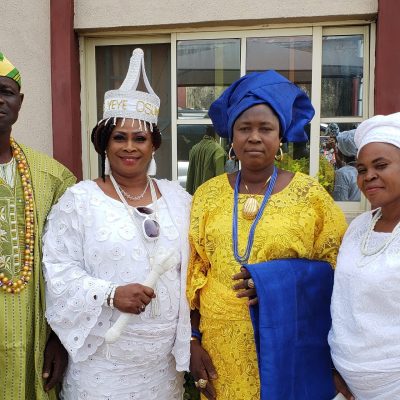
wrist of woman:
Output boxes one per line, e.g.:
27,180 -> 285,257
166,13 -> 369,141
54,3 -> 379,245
104,284 -> 118,309
103,283 -> 113,306
191,328 -> 202,342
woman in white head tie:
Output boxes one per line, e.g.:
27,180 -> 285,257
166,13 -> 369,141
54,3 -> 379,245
42,49 -> 191,400
329,112 -> 400,400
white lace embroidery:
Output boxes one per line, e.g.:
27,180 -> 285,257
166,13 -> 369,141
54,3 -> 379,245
329,211 -> 400,396
43,179 -> 191,399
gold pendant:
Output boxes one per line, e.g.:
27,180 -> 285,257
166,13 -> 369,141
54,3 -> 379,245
242,196 -> 259,220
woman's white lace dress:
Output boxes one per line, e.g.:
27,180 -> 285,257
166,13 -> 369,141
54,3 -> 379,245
329,211 -> 400,399
42,180 -> 191,400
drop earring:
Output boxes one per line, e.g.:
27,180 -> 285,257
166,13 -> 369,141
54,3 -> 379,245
147,152 -> 157,176
105,154 -> 111,175
275,143 -> 284,161
228,144 -> 235,160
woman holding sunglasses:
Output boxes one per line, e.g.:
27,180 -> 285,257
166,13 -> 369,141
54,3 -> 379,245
42,49 -> 191,399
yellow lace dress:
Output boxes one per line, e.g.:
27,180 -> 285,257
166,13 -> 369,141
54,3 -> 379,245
187,172 -> 347,400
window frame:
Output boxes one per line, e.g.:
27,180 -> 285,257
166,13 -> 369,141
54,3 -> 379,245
80,21 -> 376,217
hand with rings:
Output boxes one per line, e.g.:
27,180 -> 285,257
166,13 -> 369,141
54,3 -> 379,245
190,337 -> 217,399
194,378 -> 208,389
232,266 -> 258,306
113,283 -> 155,314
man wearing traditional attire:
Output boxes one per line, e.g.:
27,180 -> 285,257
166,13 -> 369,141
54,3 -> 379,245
186,133 -> 226,195
0,52 -> 76,399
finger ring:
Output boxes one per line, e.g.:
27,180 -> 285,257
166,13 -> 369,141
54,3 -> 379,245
247,278 -> 255,289
140,304 -> 146,311
195,378 -> 208,389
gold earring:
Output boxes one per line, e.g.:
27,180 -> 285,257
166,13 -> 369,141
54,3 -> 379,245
275,143 -> 284,161
228,144 -> 235,160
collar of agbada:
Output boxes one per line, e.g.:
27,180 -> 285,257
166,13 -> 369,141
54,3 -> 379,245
0,52 -> 21,87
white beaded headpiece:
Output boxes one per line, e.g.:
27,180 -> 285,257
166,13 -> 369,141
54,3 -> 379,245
100,48 -> 160,131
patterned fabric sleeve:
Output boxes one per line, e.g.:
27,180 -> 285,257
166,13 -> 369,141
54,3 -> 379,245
308,182 -> 348,268
52,167 -> 77,204
42,186 -> 112,363
186,187 -> 211,310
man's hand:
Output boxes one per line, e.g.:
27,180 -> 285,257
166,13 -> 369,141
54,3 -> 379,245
42,332 -> 68,392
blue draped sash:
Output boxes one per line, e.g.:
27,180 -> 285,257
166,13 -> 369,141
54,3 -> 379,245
246,259 -> 336,400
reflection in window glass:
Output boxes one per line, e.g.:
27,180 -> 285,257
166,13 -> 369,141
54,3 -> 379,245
246,36 -> 313,97
95,44 -> 172,179
276,142 -> 310,175
276,124 -> 342,197
322,35 -> 364,118
320,122 -> 361,202
275,124 -> 310,176
177,39 -> 240,119
177,125 -> 225,188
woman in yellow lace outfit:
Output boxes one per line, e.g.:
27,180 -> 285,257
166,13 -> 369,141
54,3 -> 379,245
186,71 -> 347,400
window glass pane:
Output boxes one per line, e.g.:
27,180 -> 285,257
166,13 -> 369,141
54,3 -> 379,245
246,36 -> 313,97
320,122 -> 361,202
177,125 -> 225,188
276,141 -> 310,175
177,39 -> 240,119
95,44 -> 172,179
322,35 -> 364,118
277,124 -> 346,198
275,125 -> 311,179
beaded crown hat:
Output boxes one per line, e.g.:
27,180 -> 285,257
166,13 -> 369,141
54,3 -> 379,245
101,48 -> 160,130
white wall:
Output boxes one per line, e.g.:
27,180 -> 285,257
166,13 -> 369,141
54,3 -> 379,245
75,0 -> 377,31
1,0 -> 53,155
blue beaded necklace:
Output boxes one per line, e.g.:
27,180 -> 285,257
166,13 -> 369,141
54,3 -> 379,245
232,167 -> 278,265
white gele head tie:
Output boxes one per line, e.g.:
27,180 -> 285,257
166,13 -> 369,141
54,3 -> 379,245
354,112 -> 400,156
102,48 -> 160,126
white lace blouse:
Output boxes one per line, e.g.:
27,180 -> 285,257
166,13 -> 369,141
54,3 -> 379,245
42,179 -> 191,400
329,211 -> 400,398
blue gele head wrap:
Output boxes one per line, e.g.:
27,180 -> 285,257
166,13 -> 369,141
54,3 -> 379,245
208,70 -> 315,143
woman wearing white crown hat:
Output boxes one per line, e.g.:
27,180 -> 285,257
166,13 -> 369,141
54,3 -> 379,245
42,48 -> 191,399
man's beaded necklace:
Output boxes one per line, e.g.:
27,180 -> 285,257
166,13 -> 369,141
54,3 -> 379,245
0,138 -> 34,294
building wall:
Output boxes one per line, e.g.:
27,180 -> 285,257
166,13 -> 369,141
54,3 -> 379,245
1,0 -> 53,155
75,0 -> 377,31
375,0 -> 400,114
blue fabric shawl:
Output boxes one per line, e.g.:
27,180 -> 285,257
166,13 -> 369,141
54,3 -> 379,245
246,259 -> 336,400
